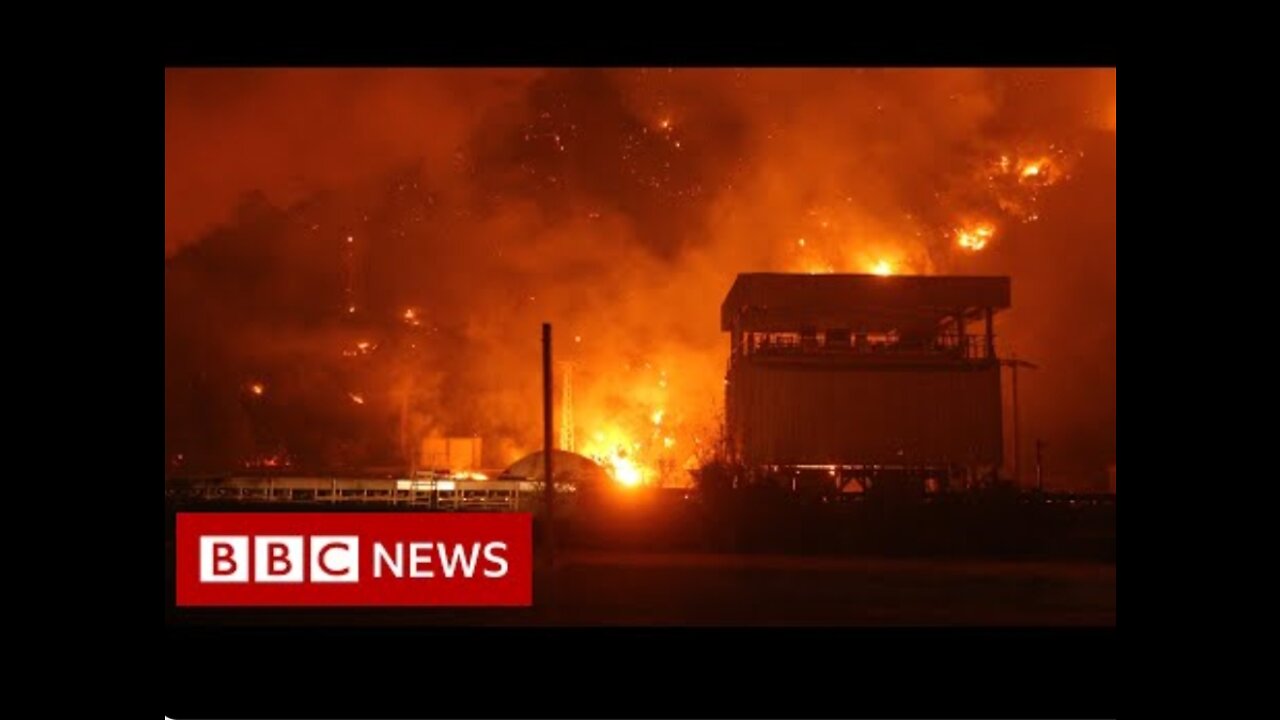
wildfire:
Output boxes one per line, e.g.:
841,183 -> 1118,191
955,222 -> 995,252
574,363 -> 691,490
975,147 -> 1075,224
582,427 -> 652,488
870,259 -> 894,276
343,340 -> 378,358
990,151 -> 1063,186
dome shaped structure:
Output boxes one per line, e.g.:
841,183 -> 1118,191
502,449 -> 611,486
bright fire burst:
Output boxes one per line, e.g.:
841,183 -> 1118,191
1016,156 -> 1055,182
582,426 -> 654,489
955,222 -> 995,252
870,259 -> 894,276
610,453 -> 643,487
576,364 -> 690,490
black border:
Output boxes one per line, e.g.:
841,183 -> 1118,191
164,18 -> 1117,67
166,625 -> 1116,718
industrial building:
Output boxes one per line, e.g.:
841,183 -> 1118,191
721,273 -> 1011,492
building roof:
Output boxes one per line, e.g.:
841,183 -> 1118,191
721,273 -> 1011,332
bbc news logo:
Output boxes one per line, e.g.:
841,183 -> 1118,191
176,513 -> 531,606
197,535 -> 511,583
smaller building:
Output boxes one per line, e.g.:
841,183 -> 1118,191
420,436 -> 483,471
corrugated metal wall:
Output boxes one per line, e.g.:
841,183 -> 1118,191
728,360 -> 1002,466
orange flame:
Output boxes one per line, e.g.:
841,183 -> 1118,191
870,259 -> 894,276
955,222 -> 995,252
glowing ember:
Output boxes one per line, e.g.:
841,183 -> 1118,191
651,409 -> 665,426
1014,155 -> 1056,185
249,382 -> 265,396
955,222 -> 995,251
244,451 -> 291,469
347,305 -> 356,314
870,260 -> 894,276
349,392 -> 365,405
346,235 -> 354,243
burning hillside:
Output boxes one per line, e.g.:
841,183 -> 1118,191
165,68 -> 1115,489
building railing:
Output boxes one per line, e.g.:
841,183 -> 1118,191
164,476 -> 540,511
737,332 -> 993,361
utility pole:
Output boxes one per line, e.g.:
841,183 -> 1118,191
542,323 -> 556,567
999,354 -> 1039,485
1035,438 -> 1045,494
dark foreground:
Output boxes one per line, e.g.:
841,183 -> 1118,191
168,550 -> 1113,626
166,491 -> 1115,626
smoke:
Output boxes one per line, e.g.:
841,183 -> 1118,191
164,69 -> 541,256
165,68 -> 1116,487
